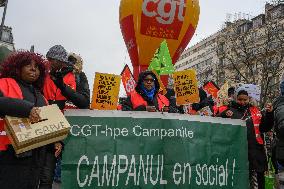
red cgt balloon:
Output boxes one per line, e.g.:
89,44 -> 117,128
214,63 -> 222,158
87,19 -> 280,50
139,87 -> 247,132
119,0 -> 200,80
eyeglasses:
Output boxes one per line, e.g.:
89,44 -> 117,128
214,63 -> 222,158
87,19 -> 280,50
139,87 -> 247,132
143,78 -> 155,82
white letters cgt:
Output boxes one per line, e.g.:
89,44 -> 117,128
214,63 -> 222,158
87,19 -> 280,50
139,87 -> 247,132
142,0 -> 186,25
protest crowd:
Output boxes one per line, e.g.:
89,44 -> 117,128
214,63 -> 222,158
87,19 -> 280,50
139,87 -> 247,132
0,41 -> 283,189
0,45 -> 283,189
2,0 -> 284,188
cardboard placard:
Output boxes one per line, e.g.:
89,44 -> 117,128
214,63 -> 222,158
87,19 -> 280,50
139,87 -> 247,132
152,70 -> 167,95
173,69 -> 200,105
5,104 -> 70,154
198,106 -> 213,116
217,82 -> 229,107
91,72 -> 121,110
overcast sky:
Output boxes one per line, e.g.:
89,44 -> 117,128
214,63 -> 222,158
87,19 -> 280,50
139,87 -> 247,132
2,0 -> 268,96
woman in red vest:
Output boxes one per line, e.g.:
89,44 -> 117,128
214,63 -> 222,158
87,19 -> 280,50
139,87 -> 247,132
0,51 -> 48,189
122,71 -> 169,112
218,90 -> 273,189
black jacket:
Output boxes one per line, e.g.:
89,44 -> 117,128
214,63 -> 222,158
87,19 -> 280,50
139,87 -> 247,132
49,71 -> 90,110
191,88 -> 215,112
272,96 -> 284,160
219,101 -> 273,172
0,79 -> 48,158
0,79 -> 47,117
122,71 -> 169,111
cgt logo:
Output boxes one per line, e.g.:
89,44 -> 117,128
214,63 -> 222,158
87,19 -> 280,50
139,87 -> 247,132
125,77 -> 136,93
140,0 -> 186,39
142,0 -> 186,25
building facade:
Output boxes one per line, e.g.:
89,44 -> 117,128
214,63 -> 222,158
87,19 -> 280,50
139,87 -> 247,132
0,25 -> 14,51
174,32 -> 220,86
175,3 -> 284,105
217,3 -> 284,104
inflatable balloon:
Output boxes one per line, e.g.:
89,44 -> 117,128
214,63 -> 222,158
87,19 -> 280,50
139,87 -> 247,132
119,0 -> 200,79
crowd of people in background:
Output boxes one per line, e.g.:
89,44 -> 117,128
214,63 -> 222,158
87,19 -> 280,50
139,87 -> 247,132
120,70 -> 284,189
0,47 -> 284,189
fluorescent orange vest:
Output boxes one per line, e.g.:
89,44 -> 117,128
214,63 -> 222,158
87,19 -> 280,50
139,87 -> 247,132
213,105 -> 228,116
130,91 -> 169,111
0,78 -> 24,151
249,106 -> 264,145
43,72 -> 76,101
217,105 -> 264,145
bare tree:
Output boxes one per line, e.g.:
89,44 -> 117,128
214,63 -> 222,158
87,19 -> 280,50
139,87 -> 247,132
217,16 -> 284,107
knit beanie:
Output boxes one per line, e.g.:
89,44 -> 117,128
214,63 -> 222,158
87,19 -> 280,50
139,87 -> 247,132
46,45 -> 68,63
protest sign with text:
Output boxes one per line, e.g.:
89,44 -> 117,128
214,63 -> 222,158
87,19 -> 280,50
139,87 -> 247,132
91,73 -> 121,110
173,69 -> 200,105
217,82 -> 229,107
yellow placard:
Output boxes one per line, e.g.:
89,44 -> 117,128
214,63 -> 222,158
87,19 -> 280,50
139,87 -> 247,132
217,82 -> 229,107
91,73 -> 121,110
173,70 -> 200,105
151,70 -> 167,95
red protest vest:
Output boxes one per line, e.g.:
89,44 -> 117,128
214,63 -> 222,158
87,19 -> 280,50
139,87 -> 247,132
43,72 -> 76,101
213,105 -> 228,116
249,106 -> 264,145
0,78 -> 24,150
130,91 -> 169,111
117,104 -> 122,111
218,105 -> 264,145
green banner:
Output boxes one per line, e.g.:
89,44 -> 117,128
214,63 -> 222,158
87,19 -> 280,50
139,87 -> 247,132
62,111 -> 248,189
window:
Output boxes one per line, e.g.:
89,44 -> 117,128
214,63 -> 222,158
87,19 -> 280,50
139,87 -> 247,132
252,16 -> 264,28
219,58 -> 224,66
1,30 -> 11,43
219,42 -> 225,52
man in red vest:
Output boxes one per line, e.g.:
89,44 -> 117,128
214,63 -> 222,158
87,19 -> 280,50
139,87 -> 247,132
218,89 -> 273,189
41,45 -> 90,189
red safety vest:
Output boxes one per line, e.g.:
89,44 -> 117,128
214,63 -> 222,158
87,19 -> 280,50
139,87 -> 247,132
213,105 -> 228,116
220,105 -> 264,145
0,78 -> 49,151
117,104 -> 122,111
249,106 -> 264,145
0,78 -> 24,150
43,72 -> 76,101
130,91 -> 169,111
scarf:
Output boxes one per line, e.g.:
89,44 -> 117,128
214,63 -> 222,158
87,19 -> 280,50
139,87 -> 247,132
141,85 -> 156,101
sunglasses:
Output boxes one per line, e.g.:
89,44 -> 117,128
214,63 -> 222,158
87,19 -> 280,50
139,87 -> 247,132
143,78 -> 155,82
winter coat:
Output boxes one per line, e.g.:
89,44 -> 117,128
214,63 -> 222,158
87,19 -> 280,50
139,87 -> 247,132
0,78 -> 47,189
273,96 -> 284,160
122,71 -> 169,111
43,68 -> 90,110
219,101 -> 273,172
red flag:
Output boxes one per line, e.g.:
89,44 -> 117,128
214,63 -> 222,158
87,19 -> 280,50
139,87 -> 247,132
203,81 -> 219,99
121,65 -> 136,96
